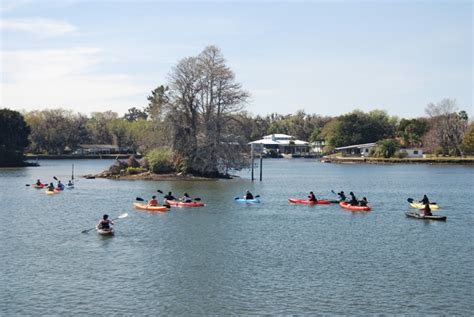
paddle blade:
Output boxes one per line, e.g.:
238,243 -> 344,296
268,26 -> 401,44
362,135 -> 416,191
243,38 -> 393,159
157,190 -> 163,194
26,184 -> 31,186
255,195 -> 260,198
136,197 -> 145,201
53,176 -> 58,180
234,197 -> 239,200
194,198 -> 201,201
118,213 -> 128,219
407,198 -> 414,203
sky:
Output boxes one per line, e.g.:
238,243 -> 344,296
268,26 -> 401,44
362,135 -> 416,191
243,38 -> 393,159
1,0 -> 472,118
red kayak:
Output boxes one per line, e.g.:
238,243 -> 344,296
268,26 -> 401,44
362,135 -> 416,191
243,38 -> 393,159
164,199 -> 205,207
288,198 -> 331,205
339,201 -> 371,212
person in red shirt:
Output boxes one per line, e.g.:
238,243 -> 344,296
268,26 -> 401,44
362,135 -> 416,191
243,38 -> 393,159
148,195 -> 158,206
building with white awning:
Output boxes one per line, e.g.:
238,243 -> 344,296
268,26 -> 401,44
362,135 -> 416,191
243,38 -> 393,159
248,134 -> 310,155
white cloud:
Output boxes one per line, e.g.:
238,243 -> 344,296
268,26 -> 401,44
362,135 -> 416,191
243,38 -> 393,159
1,48 -> 147,114
1,18 -> 76,38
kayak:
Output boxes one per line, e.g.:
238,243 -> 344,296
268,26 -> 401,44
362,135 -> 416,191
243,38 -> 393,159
235,198 -> 261,204
288,198 -> 331,205
164,199 -> 205,207
405,212 -> 446,221
45,190 -> 56,195
66,185 -> 74,189
96,226 -> 114,235
409,202 -> 439,210
33,184 -> 45,189
339,201 -> 371,212
133,202 -> 168,212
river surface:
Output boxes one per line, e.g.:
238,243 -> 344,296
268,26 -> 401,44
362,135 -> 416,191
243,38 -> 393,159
0,159 -> 472,315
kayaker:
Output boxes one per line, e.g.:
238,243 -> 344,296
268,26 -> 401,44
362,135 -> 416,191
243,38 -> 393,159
359,197 -> 368,207
57,180 -> 64,190
36,179 -> 43,186
245,190 -> 254,200
308,191 -> 317,202
148,196 -> 159,206
338,191 -> 346,201
422,203 -> 432,217
181,193 -> 192,203
164,192 -> 176,201
67,180 -> 73,186
97,214 -> 113,230
420,194 -> 430,205
47,182 -> 55,191
349,192 -> 358,206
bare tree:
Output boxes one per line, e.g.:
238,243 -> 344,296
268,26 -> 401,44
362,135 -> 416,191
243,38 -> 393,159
424,98 -> 468,156
165,46 -> 249,176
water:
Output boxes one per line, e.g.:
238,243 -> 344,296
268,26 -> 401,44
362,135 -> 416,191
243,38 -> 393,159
0,159 -> 472,315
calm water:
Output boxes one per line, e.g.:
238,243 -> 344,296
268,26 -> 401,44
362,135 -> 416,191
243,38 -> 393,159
0,159 -> 472,315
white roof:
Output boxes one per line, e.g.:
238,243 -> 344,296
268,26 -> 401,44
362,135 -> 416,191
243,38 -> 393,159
263,134 -> 292,139
249,134 -> 309,146
335,143 -> 377,150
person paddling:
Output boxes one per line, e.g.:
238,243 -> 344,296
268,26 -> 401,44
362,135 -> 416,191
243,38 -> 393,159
148,195 -> 158,206
308,191 -> 317,202
47,182 -> 55,192
338,191 -> 346,201
57,180 -> 64,190
97,214 -> 113,230
181,193 -> 192,203
358,197 -> 368,207
422,203 -> 432,217
245,190 -> 254,200
164,192 -> 176,201
349,192 -> 358,206
420,194 -> 430,205
67,180 -> 73,187
36,179 -> 43,186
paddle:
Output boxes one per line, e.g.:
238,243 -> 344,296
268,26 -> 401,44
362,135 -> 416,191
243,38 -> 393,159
81,213 -> 128,234
234,195 -> 260,200
407,198 -> 437,204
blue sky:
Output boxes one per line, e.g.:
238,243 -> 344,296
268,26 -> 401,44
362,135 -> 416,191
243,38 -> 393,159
1,0 -> 472,117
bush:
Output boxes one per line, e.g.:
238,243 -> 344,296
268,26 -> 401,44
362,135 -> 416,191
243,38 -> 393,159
145,147 -> 175,174
126,167 -> 143,174
371,139 -> 400,158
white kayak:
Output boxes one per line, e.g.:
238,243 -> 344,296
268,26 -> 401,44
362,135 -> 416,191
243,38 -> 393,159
96,226 -> 114,235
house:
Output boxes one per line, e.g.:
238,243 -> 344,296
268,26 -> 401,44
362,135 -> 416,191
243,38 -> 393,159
334,143 -> 377,157
249,134 -> 310,155
74,144 -> 119,155
397,148 -> 423,158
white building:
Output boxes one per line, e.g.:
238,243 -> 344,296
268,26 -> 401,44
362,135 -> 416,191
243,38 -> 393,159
334,143 -> 377,157
249,134 -> 310,155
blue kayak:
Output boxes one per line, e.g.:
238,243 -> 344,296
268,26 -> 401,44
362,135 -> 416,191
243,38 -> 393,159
234,198 -> 261,204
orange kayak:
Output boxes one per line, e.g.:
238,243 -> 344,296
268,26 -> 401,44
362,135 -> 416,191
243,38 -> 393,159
288,198 -> 331,205
133,202 -> 168,212
164,199 -> 205,207
339,201 -> 371,212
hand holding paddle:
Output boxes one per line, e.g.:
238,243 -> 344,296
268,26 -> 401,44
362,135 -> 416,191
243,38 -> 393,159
81,213 -> 128,234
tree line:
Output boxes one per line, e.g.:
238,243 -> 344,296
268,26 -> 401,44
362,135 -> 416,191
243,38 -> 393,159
1,45 -> 473,170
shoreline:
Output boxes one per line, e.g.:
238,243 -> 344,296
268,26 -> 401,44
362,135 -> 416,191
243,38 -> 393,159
25,154 -> 141,160
85,171 -> 236,181
321,156 -> 474,165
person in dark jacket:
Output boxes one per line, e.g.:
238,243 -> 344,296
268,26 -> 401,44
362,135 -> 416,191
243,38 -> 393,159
338,191 -> 346,201
420,194 -> 430,205
349,192 -> 358,206
308,191 -> 317,202
359,197 -> 368,206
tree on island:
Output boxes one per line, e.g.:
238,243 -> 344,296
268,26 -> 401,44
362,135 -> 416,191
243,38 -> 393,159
155,45 -> 250,177
0,109 -> 30,166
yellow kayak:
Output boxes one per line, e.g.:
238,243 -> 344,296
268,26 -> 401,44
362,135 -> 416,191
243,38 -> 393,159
409,202 -> 439,210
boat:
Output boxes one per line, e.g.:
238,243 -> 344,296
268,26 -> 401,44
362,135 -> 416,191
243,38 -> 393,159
405,212 -> 446,221
339,201 -> 371,212
235,198 -> 261,204
288,198 -> 331,205
66,185 -> 74,189
409,202 -> 439,210
96,226 -> 114,235
45,190 -> 56,195
164,199 -> 205,207
33,184 -> 45,189
133,202 -> 168,212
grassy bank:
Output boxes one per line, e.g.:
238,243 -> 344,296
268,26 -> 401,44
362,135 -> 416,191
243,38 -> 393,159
321,155 -> 474,165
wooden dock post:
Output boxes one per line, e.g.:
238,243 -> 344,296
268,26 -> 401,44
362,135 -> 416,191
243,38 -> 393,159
259,155 -> 263,181
251,143 -> 254,181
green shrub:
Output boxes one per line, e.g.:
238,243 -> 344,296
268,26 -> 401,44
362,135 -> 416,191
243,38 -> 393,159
371,139 -> 400,158
145,147 -> 175,174
126,167 -> 143,174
